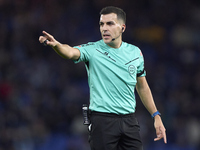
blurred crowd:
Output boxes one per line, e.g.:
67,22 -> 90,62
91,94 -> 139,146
0,0 -> 200,150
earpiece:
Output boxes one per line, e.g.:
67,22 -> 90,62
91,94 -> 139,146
122,27 -> 124,32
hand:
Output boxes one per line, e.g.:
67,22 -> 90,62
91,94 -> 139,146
39,31 -> 60,47
154,115 -> 167,144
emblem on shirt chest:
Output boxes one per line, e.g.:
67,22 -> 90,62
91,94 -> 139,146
128,65 -> 136,75
96,49 -> 116,62
125,57 -> 138,76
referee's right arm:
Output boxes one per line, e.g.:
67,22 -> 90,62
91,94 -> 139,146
39,31 -> 80,60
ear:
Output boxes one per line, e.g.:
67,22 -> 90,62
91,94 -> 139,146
121,24 -> 126,32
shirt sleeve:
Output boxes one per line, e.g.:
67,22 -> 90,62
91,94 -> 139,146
137,48 -> 146,77
73,42 -> 95,63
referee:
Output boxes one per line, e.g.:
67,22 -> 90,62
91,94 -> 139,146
39,6 -> 167,150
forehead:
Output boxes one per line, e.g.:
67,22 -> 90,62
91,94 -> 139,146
100,13 -> 118,23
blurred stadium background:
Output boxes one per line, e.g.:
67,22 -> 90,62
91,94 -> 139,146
0,0 -> 200,150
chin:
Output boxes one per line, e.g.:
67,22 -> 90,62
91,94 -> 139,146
103,38 -> 112,44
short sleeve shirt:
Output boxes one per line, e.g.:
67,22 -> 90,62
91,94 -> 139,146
74,40 -> 145,114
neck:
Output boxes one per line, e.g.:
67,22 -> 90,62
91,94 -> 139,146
107,38 -> 122,48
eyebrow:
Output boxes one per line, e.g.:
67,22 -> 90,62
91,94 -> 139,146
99,21 -> 115,25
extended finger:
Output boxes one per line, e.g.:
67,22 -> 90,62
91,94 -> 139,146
162,128 -> 167,143
42,31 -> 53,39
154,137 -> 161,141
154,127 -> 167,143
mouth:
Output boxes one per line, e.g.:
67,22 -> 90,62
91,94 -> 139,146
103,33 -> 111,39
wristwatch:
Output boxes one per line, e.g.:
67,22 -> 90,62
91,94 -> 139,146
151,111 -> 161,118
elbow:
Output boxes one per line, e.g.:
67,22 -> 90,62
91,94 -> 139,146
64,51 -> 79,60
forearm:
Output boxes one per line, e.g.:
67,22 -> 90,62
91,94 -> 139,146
52,42 -> 79,60
136,77 -> 167,143
39,31 -> 80,60
136,78 -> 158,115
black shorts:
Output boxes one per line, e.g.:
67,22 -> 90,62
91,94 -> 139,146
88,111 -> 143,150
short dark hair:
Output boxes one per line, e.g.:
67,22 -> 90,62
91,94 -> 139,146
100,6 -> 126,24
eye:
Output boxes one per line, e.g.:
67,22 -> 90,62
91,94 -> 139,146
99,22 -> 104,26
107,22 -> 114,26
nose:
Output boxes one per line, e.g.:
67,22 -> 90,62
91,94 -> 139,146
101,24 -> 108,32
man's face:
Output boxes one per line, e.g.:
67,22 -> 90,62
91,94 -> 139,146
99,13 -> 123,44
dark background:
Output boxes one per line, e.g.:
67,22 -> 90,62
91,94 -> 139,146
0,0 -> 200,150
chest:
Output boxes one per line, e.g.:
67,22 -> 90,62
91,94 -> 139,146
89,48 -> 140,81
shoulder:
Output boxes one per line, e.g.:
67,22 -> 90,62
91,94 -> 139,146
122,42 -> 141,53
76,40 -> 102,49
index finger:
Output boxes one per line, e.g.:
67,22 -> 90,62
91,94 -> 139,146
163,131 -> 167,144
161,127 -> 167,144
42,31 -> 52,39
